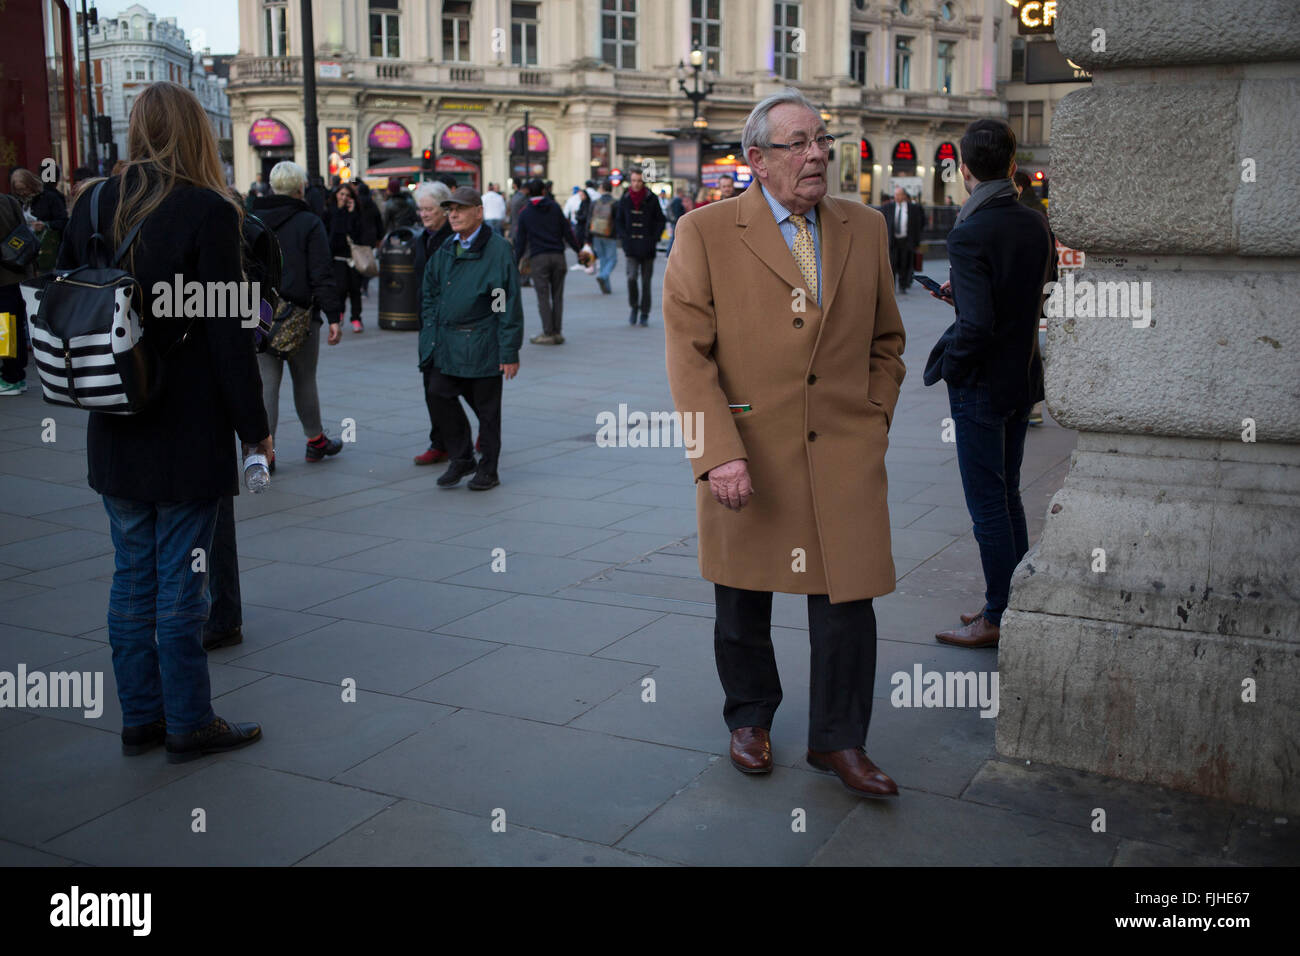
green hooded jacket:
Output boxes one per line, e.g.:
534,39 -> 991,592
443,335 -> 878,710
419,225 -> 524,377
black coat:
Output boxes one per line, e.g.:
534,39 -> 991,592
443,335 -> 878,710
55,169 -> 270,501
922,194 -> 1052,413
30,185 -> 69,232
513,196 -> 580,261
323,202 -> 374,257
252,194 -> 341,320
614,190 -> 666,259
880,199 -> 925,247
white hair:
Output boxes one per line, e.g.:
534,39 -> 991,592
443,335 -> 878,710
741,88 -> 822,155
414,181 -> 452,206
268,161 -> 307,196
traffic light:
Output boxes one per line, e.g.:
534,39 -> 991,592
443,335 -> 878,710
421,148 -> 434,176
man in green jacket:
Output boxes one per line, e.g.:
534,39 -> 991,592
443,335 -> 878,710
420,186 -> 524,490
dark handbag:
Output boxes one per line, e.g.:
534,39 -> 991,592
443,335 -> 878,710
1,196 -> 39,271
19,181 -> 166,414
266,297 -> 314,359
914,249 -> 924,272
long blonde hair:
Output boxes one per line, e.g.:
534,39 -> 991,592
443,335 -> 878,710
83,82 -> 241,252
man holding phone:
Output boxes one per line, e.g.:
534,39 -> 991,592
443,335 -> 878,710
920,118 -> 1053,649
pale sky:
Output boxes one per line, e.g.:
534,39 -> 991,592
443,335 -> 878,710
99,0 -> 241,55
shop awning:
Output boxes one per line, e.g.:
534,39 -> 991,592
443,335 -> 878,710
365,156 -> 420,176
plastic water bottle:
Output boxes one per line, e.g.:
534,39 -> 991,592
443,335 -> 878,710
243,453 -> 271,494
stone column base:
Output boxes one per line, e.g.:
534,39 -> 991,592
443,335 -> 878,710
996,433 -> 1300,813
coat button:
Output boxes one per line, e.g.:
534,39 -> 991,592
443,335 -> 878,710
793,317 -> 804,329
807,374 -> 817,385
808,430 -> 817,441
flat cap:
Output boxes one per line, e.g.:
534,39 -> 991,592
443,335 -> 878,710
440,186 -> 482,208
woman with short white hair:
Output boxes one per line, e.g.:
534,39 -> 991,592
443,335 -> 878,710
411,180 -> 460,466
251,160 -> 344,469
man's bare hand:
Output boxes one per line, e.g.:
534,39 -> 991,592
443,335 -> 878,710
932,279 -> 954,306
706,458 -> 753,511
500,362 -> 519,380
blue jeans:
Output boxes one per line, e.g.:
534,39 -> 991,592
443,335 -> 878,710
593,237 -> 618,282
486,219 -> 504,236
947,383 -> 1031,626
102,495 -> 220,733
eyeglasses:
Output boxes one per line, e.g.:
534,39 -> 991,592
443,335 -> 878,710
766,135 -> 836,155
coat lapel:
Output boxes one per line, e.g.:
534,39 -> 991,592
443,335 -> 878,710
815,197 -> 851,318
737,184 -> 806,296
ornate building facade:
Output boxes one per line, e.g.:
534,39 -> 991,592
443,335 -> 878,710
227,0 -> 1005,201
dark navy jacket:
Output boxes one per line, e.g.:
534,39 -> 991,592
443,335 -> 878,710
923,194 -> 1052,413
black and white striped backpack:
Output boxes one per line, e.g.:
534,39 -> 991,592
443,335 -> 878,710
20,180 -> 166,414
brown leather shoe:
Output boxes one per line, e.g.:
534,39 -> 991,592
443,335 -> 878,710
729,727 -> 773,774
959,609 -> 985,625
936,616 -> 1000,648
806,748 -> 899,798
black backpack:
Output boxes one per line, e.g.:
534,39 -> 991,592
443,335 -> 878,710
241,213 -> 284,352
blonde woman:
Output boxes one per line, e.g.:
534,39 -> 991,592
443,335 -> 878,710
56,82 -> 269,762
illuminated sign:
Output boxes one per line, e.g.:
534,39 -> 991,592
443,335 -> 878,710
859,139 -> 873,162
1025,40 -> 1092,83
1006,0 -> 1057,36
440,123 -> 482,152
327,127 -> 353,181
935,142 -> 957,163
249,118 -> 292,148
892,140 -> 916,162
510,126 -> 549,154
368,121 -> 412,151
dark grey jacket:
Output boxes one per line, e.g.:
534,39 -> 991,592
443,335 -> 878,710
253,194 -> 341,321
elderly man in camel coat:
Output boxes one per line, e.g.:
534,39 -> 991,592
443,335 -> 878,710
664,89 -> 906,798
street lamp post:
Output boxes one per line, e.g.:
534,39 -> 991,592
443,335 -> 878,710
676,44 -> 714,196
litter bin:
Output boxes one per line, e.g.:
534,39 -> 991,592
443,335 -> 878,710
378,226 -> 419,331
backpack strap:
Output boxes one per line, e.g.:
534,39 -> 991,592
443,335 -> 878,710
85,179 -> 145,268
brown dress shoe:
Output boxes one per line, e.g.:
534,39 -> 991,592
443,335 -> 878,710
936,616 -> 1001,648
959,608 -> 985,625
729,727 -> 773,774
806,748 -> 899,798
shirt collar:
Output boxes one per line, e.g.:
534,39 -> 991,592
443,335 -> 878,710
760,183 -> 818,228
457,224 -> 483,248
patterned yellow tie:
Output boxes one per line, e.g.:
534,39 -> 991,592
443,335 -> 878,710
789,213 -> 818,302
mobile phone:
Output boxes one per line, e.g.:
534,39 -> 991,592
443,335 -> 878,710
913,274 -> 945,295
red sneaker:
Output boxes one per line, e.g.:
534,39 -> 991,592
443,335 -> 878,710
475,434 -> 482,452
414,447 -> 449,466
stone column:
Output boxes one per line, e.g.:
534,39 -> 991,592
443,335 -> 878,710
997,0 -> 1300,813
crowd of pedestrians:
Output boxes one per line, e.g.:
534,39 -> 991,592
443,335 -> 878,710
1,77 -> 1055,795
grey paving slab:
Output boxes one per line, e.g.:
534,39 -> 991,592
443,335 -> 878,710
510,452 -> 630,478
0,709 -> 36,733
810,787 -> 1116,867
232,619 -> 497,695
441,519 -> 621,558
0,515 -> 73,546
237,525 -> 395,565
237,561 -> 389,612
906,504 -> 974,536
0,717 -> 205,845
477,472 -> 629,501
551,585 -> 716,619
617,552 -> 706,579
0,447 -> 88,483
888,501 -> 936,528
0,622 -> 103,670
1112,839 -> 1236,866
493,496 -> 652,529
299,800 -> 673,866
323,538 -> 491,580
1224,809 -> 1300,866
616,758 -> 863,866
279,487 -> 411,517
307,578 -> 509,631
862,696 -> 998,798
33,501 -> 112,532
0,528 -> 113,572
210,674 -> 456,779
606,507 -> 700,536
231,489 -> 324,520
43,760 -> 395,866
0,579 -> 111,635
579,568 -> 718,603
0,839 -> 83,866
436,594 -> 663,655
592,481 -> 698,510
6,552 -> 115,588
407,645 -> 650,724
262,469 -> 387,500
0,474 -> 100,516
962,759 -> 1239,859
566,531 -> 692,565
293,501 -> 497,540
206,605 -> 337,661
439,552 -> 611,596
337,709 -> 712,844
387,487 -> 544,516
889,527 -> 961,561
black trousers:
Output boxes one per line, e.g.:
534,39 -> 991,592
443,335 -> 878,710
714,583 -> 877,752
203,495 -> 241,637
423,367 -> 502,475
331,259 -> 363,323
529,252 -> 568,335
888,238 -> 915,291
626,255 -> 655,315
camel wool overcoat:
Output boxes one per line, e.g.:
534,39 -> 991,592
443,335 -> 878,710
663,184 -> 906,603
